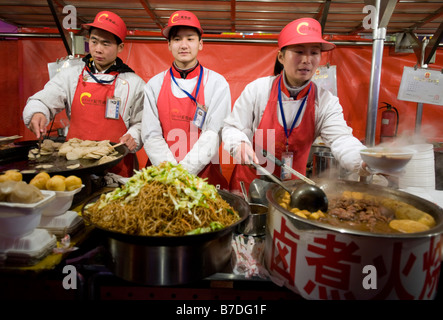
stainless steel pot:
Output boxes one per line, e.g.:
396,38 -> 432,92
265,179 -> 443,300
312,151 -> 347,180
236,203 -> 268,236
82,189 -> 249,286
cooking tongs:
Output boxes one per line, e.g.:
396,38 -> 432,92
37,134 -> 44,154
30,134 -> 44,158
261,148 -> 316,186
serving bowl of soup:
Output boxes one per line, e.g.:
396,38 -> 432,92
360,147 -> 415,174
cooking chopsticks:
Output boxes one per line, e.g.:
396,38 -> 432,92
261,149 -> 316,185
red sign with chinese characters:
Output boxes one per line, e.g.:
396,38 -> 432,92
265,212 -> 442,300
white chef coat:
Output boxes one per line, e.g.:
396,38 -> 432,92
142,65 -> 231,175
22,61 -> 146,152
222,74 -> 367,173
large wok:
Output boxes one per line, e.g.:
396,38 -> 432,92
265,178 -> 443,300
81,189 -> 249,286
268,178 -> 443,238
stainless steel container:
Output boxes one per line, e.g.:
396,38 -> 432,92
265,179 -> 443,300
312,151 -> 342,179
83,190 -> 249,286
236,203 -> 268,236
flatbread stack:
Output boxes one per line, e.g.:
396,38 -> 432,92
28,139 -> 63,159
28,138 -> 120,164
58,138 -> 119,163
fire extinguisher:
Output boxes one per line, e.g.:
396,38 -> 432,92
379,102 -> 399,143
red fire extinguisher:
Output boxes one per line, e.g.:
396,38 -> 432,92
379,102 -> 399,143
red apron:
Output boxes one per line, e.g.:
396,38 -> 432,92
147,66 -> 228,189
67,67 -> 135,177
229,75 -> 316,193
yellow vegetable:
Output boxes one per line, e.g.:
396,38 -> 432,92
389,219 -> 430,233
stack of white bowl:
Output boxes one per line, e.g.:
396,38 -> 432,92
398,144 -> 436,190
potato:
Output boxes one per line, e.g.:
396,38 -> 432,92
46,176 -> 66,191
294,211 -> 308,219
394,205 -> 436,228
389,219 -> 430,233
65,175 -> 82,191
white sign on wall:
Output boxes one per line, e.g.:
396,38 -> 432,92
397,66 -> 443,106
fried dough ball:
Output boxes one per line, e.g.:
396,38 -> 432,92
46,176 -> 66,191
29,171 -> 51,190
0,170 -> 23,182
65,175 -> 82,191
35,171 -> 51,181
29,177 -> 47,190
53,175 -> 66,181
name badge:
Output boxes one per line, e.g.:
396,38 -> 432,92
105,97 -> 121,119
280,151 -> 294,181
192,103 -> 207,129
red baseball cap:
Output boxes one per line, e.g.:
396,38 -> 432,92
278,18 -> 335,51
83,11 -> 127,42
161,10 -> 204,39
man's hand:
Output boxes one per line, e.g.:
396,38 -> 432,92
119,133 -> 136,152
29,113 -> 47,139
358,161 -> 372,177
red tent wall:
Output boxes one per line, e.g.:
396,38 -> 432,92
1,38 -> 442,181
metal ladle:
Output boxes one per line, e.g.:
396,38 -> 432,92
250,162 -> 328,212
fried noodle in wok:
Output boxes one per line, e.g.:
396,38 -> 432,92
83,163 -> 240,236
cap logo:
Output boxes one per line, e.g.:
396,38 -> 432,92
97,13 -> 118,27
98,13 -> 108,22
296,22 -> 309,35
171,13 -> 191,24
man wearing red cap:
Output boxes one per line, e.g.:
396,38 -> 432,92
223,18 -> 370,193
23,11 -> 145,177
141,10 -> 230,189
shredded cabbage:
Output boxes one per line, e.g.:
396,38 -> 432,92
98,162 -> 219,213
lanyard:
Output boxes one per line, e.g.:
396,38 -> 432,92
85,67 -> 117,84
170,65 -> 203,105
278,77 -> 311,148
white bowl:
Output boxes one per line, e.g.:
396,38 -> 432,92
42,185 -> 84,217
360,147 -> 415,174
0,190 -> 56,239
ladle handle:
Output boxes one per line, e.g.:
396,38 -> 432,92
262,149 -> 316,185
250,162 -> 292,194
239,181 -> 250,203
